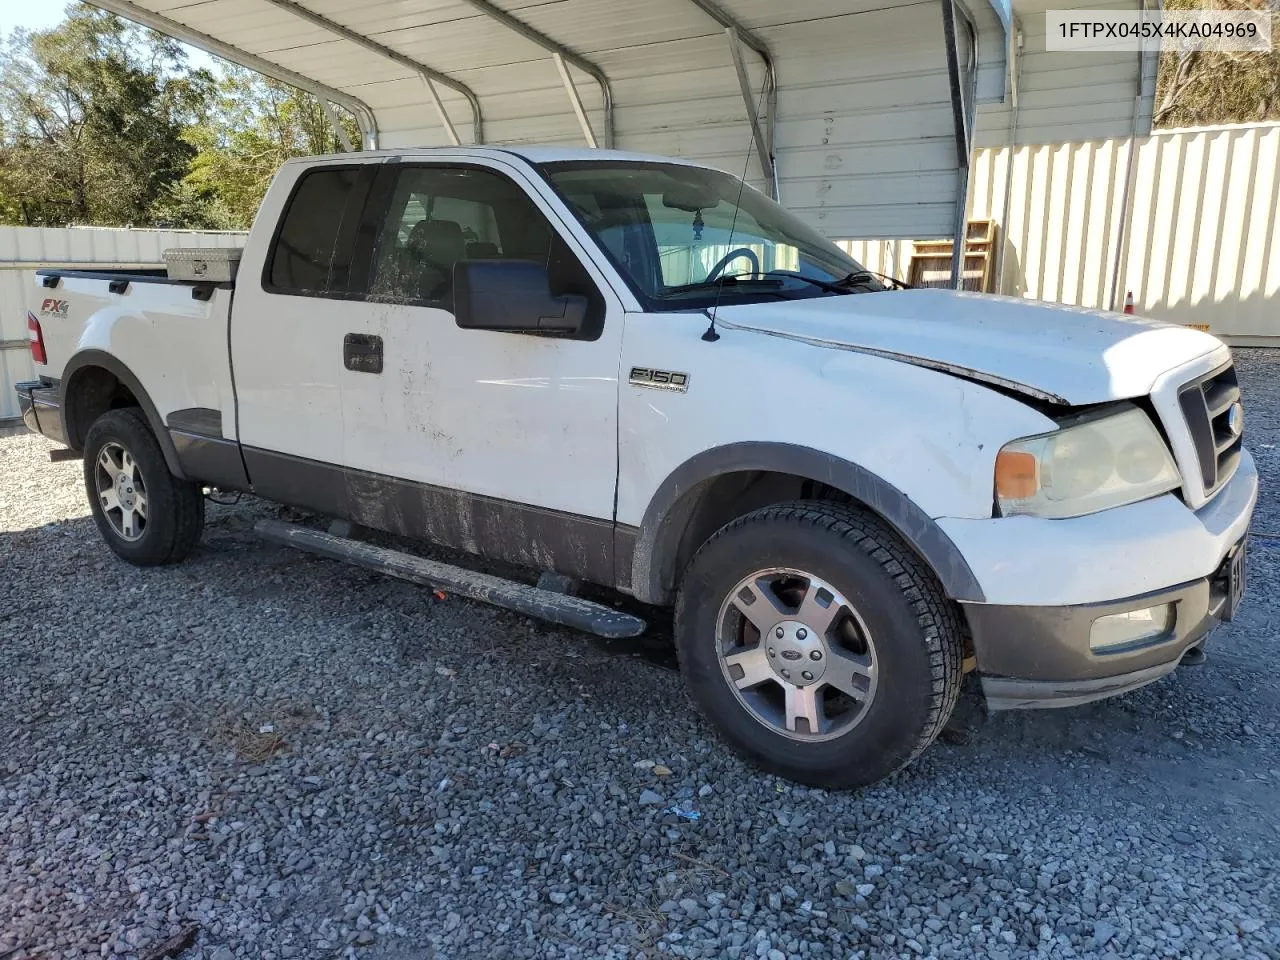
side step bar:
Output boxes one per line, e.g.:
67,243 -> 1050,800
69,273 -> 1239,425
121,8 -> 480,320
254,519 -> 647,640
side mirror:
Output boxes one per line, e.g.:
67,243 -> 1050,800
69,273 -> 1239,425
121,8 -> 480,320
454,259 -> 587,335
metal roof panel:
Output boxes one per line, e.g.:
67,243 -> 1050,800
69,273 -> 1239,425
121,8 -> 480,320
87,0 -> 1144,242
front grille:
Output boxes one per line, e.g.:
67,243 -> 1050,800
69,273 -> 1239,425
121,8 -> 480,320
1177,364 -> 1242,498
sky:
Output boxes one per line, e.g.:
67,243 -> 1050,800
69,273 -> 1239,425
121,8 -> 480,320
0,0 -> 66,34
0,0 -> 218,70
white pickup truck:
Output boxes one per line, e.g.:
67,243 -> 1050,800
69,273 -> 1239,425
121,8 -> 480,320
17,147 -> 1256,788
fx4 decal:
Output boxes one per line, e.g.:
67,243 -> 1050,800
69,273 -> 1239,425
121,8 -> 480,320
39,298 -> 69,318
629,367 -> 689,392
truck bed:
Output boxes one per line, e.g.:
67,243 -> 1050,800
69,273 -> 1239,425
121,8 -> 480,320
36,267 -> 233,293
26,267 -> 239,457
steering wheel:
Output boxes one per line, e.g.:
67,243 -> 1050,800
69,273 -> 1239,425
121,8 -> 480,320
704,247 -> 760,283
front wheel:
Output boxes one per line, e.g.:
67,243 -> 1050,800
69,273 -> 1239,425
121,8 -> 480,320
84,408 -> 205,566
674,501 -> 963,789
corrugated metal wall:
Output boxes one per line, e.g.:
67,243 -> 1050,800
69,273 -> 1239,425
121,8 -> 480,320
836,239 -> 916,279
973,0 -> 1157,148
967,121 -> 1280,341
0,227 -> 247,421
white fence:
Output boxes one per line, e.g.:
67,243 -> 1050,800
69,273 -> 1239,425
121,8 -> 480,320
0,226 -> 247,421
967,121 -> 1280,341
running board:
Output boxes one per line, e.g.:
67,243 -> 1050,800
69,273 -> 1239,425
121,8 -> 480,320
254,519 -> 647,640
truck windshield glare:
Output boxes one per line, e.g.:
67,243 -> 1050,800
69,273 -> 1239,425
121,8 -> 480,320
539,160 -> 878,310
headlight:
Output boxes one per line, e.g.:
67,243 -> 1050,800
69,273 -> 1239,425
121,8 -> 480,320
994,408 -> 1180,519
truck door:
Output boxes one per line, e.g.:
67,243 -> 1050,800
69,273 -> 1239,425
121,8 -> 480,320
230,161 -> 377,491
336,159 -> 626,585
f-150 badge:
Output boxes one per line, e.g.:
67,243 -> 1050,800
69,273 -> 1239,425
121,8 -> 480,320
629,367 -> 689,392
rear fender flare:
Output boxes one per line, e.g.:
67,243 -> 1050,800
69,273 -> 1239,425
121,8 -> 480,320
61,349 -> 186,479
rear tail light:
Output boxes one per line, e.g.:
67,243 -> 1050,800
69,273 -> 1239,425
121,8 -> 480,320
27,311 -> 47,365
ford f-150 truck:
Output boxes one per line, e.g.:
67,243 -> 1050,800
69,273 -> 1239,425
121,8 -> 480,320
16,147 -> 1256,788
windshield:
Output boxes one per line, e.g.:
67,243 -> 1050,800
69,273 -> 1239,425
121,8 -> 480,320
538,161 -> 874,310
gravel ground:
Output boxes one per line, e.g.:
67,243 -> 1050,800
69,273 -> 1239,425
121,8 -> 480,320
2,352 -> 1278,960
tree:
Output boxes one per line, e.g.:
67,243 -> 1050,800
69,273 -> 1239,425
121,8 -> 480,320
0,4 -> 214,225
0,5 -> 361,229
181,67 -> 360,228
1153,0 -> 1280,127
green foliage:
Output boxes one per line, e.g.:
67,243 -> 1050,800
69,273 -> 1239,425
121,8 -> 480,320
183,67 -> 360,229
1154,0 -> 1280,128
0,3 -> 214,225
0,3 -> 359,230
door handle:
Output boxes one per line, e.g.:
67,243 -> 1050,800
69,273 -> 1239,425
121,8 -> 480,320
344,333 -> 383,374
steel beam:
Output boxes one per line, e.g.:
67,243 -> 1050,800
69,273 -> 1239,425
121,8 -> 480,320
317,98 -> 354,152
85,0 -> 380,149
686,0 -> 778,199
725,27 -> 777,197
1109,0 -> 1154,310
455,0 -> 614,149
996,19 -> 1023,294
941,0 -> 975,290
552,53 -> 598,148
260,0 -> 483,144
419,76 -> 462,146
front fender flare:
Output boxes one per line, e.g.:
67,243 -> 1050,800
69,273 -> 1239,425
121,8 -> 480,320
629,441 -> 985,604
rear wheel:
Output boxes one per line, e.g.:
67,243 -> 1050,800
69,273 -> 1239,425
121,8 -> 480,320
675,501 -> 963,789
84,408 -> 204,566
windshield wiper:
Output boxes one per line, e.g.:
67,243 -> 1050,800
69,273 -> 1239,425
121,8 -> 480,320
661,275 -> 788,297
663,271 -> 851,297
836,269 -> 912,290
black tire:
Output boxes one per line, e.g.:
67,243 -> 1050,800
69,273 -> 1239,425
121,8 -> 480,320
83,408 -> 205,566
674,500 -> 964,789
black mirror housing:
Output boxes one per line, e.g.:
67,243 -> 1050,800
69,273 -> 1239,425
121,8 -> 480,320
454,259 -> 587,335
662,185 -> 709,212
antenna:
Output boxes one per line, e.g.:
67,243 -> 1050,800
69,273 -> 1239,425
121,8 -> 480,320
703,66 -> 772,343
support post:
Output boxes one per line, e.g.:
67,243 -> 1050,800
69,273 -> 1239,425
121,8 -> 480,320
259,0 -> 484,143
421,76 -> 461,146
1109,0 -> 1153,310
686,0 -> 779,199
726,27 -> 777,196
996,21 -> 1022,295
552,53 -> 598,148
318,98 -> 354,152
455,0 -> 614,148
941,0 -> 974,290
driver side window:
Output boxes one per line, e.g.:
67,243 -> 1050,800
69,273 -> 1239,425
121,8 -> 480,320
369,166 -> 553,309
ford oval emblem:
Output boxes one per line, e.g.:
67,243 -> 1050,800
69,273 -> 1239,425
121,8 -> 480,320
1227,401 -> 1244,438
780,650 -> 802,661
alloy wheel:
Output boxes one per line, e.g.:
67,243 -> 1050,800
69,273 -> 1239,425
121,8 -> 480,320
94,441 -> 148,542
716,567 -> 879,741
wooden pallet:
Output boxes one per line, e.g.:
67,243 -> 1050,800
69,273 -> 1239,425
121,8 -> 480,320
907,220 -> 997,292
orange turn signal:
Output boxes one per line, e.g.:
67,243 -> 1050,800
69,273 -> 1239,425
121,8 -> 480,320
995,450 -> 1039,500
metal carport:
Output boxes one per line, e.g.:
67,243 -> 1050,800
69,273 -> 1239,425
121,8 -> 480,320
87,0 -> 1155,274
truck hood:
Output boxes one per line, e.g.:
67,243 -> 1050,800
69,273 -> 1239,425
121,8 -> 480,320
714,289 -> 1226,405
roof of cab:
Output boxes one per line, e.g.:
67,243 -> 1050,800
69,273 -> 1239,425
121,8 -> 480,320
285,145 -> 709,168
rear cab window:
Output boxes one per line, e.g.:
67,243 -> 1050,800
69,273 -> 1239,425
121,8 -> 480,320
264,166 -> 374,297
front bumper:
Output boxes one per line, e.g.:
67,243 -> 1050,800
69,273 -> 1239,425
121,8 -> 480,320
965,553 -> 1239,709
951,448 -> 1256,710
15,380 -> 66,445
938,449 -> 1257,606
